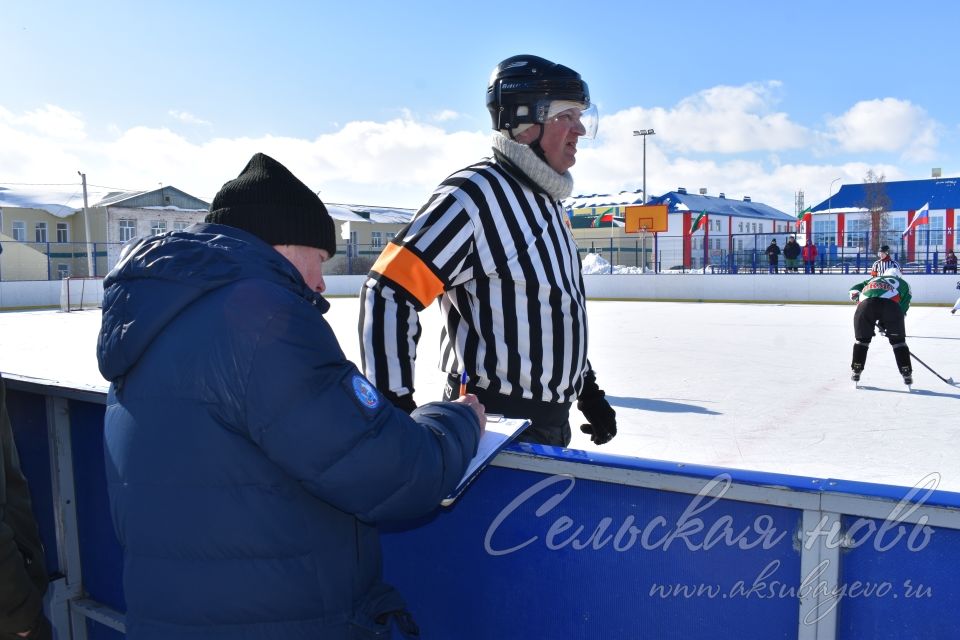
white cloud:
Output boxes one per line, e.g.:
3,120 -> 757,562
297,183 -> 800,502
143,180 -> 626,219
433,109 -> 461,122
826,98 -> 939,161
3,104 -> 87,141
599,82 -> 811,155
0,106 -> 490,208
168,110 -> 211,126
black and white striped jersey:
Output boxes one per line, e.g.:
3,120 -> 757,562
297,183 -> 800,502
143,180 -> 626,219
870,257 -> 901,276
359,156 -> 589,403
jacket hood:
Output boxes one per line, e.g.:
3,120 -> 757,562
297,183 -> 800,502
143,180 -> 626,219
96,223 -> 328,382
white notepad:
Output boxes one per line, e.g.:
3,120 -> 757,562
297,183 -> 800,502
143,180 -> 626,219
441,416 -> 530,507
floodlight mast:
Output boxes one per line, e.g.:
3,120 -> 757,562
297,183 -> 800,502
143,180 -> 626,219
632,129 -> 656,204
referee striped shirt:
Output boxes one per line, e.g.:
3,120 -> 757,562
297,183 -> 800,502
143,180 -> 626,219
359,157 -> 589,403
870,256 -> 901,276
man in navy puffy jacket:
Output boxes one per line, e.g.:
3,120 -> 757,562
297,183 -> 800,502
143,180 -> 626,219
96,153 -> 484,639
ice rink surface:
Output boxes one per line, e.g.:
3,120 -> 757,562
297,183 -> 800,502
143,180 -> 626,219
3,298 -> 958,493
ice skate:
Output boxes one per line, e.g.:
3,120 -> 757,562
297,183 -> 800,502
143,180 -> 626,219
900,366 -> 913,390
851,363 -> 863,387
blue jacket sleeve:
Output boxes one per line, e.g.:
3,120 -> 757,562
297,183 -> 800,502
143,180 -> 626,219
241,295 -> 480,524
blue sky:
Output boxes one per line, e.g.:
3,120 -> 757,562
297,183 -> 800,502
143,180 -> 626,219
1,0 -> 957,214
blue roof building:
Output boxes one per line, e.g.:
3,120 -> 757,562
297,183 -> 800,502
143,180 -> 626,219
807,176 -> 960,263
811,177 -> 960,214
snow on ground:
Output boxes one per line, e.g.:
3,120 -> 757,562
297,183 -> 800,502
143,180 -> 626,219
2,297 -> 959,493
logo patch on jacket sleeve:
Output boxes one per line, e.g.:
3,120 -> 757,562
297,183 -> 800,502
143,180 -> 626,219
351,375 -> 380,410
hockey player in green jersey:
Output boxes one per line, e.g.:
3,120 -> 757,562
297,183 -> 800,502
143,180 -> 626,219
848,267 -> 913,386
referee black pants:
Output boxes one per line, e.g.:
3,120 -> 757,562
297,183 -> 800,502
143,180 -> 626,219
444,374 -> 572,447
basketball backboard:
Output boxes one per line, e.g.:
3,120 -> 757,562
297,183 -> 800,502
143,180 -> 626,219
624,204 -> 668,233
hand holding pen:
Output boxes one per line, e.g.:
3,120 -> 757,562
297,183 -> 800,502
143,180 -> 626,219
453,370 -> 486,431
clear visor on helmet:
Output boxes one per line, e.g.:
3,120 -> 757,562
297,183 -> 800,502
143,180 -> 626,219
544,102 -> 599,139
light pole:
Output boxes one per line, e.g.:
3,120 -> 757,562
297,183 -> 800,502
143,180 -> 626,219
828,177 -> 841,213
633,129 -> 656,272
633,129 -> 656,204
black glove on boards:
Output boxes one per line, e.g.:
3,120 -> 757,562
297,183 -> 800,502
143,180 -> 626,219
577,372 -> 617,445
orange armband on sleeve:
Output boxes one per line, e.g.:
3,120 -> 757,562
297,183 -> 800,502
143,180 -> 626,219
370,243 -> 445,309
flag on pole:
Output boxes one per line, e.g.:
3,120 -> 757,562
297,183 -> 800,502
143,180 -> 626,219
592,212 -> 614,227
796,206 -> 812,231
691,211 -> 708,233
901,202 -> 930,237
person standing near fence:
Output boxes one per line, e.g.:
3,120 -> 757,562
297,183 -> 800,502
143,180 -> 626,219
359,53 -> 618,447
1,377 -> 53,640
765,238 -> 781,273
802,241 -> 818,273
783,236 -> 801,273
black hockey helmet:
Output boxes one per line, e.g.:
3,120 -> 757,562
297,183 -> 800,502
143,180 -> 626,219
486,54 -> 594,136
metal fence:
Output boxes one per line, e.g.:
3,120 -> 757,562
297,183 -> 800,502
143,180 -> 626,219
1,233 -> 956,281
579,231 -> 957,275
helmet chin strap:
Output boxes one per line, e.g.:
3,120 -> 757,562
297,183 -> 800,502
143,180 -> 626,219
529,127 -> 549,164
506,121 -> 549,164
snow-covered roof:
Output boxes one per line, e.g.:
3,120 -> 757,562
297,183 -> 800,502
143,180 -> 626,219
327,203 -> 415,224
649,191 -> 794,221
564,190 -> 645,210
326,204 -> 369,222
0,186 -> 82,217
92,187 -> 209,210
564,189 -> 793,222
811,177 -> 960,213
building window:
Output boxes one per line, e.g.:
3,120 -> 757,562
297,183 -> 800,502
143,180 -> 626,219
371,231 -> 383,249
35,222 -> 48,243
12,221 -> 25,241
57,264 -> 70,279
173,221 -> 189,232
57,222 -> 69,243
813,219 -> 837,246
119,219 -> 136,242
846,217 -> 870,249
738,222 -> 743,233
925,216 -> 945,246
386,232 -> 396,242
348,230 -> 358,257
151,220 -> 167,236
882,218 -> 906,250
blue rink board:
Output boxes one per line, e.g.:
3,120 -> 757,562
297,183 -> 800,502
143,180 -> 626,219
6,380 -> 960,640
381,464 -> 804,640
834,516 -> 960,638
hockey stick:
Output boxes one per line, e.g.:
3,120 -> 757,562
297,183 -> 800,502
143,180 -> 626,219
910,352 -> 956,386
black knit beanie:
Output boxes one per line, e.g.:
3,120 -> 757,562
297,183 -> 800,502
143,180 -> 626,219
206,153 -> 337,256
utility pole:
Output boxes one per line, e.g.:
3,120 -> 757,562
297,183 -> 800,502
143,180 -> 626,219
78,171 -> 95,276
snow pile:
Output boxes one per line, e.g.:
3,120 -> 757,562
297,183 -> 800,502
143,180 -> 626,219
580,252 -> 649,274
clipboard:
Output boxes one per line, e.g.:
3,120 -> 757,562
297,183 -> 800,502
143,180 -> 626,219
441,415 -> 530,507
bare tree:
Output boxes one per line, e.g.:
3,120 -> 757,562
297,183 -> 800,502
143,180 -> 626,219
861,170 -> 891,254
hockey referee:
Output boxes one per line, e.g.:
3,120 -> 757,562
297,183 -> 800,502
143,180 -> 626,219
359,54 -> 617,447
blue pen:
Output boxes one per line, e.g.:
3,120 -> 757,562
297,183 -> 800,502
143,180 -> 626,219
459,370 -> 468,397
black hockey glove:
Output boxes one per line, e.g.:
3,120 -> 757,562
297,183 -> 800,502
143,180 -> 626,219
577,372 -> 617,445
384,390 -> 417,414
